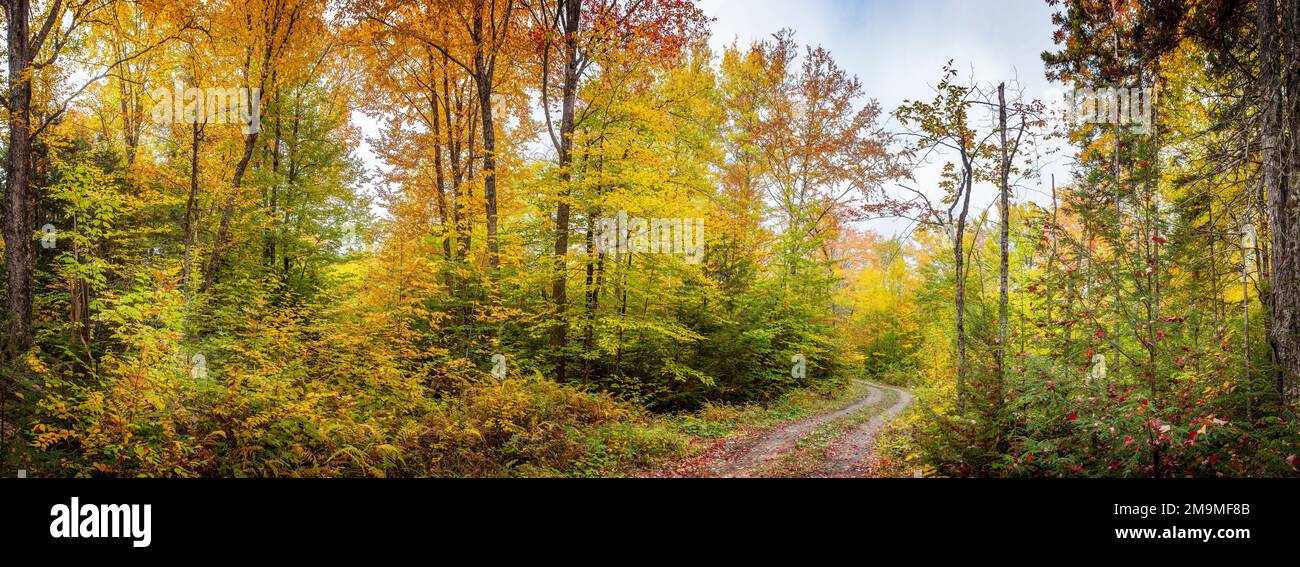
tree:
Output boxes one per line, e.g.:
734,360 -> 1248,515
526,0 -> 707,381
353,0 -> 520,273
726,31 -> 908,284
1258,0 -> 1300,401
895,64 -> 1000,415
201,0 -> 322,293
990,82 -> 1042,385
4,0 -> 188,357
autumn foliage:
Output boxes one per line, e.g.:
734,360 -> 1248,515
1,0 -> 1297,478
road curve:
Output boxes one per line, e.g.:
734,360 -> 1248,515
821,381 -> 913,475
712,379 -> 910,477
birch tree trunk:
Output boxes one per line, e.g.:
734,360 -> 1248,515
997,83 -> 1010,386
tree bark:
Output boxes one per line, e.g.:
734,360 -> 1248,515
183,121 -> 204,297
954,154 -> 973,415
1048,174 -> 1058,331
997,83 -> 1010,386
1279,0 -> 1300,400
428,58 -> 452,261
549,0 -> 581,382
5,0 -> 37,356
1259,0 -> 1299,402
201,133 -> 260,292
472,0 -> 506,273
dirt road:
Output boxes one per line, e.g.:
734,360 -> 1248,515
711,380 -> 913,477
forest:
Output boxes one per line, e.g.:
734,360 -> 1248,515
0,0 -> 1297,478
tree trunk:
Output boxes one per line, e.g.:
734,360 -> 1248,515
1279,0 -> 1300,400
283,96 -> 301,279
5,0 -> 36,357
1111,23 -> 1123,371
954,157 -> 974,415
1259,0 -> 1298,402
549,0 -> 581,382
201,133 -> 259,293
265,92 -> 282,271
429,67 -> 452,262
473,0 -> 501,272
1048,174 -> 1058,331
443,57 -> 466,262
183,122 -> 203,297
997,83 -> 1010,386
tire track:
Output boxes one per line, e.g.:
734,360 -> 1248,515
820,381 -> 913,476
712,380 -> 895,477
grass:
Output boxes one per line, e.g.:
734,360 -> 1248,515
665,377 -> 863,441
871,392 -> 932,478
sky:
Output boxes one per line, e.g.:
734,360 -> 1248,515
697,0 -> 1075,237
699,0 -> 1061,110
353,0 -> 1075,238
